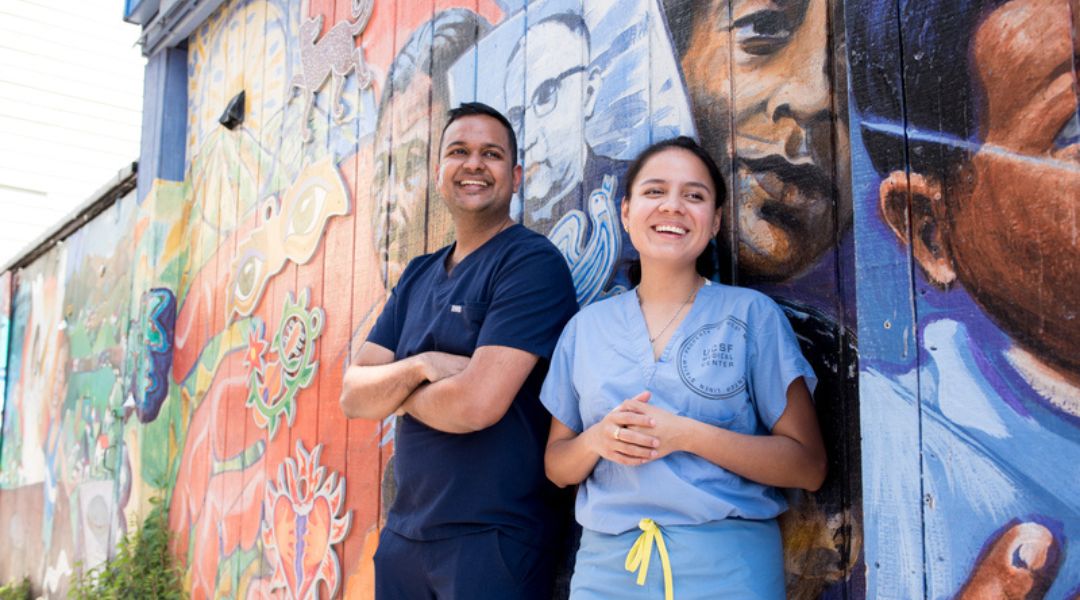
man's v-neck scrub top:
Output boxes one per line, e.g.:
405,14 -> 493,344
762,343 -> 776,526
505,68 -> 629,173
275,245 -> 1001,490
368,224 -> 579,546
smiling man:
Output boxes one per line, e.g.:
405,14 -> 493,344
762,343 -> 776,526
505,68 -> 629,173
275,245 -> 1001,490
340,102 -> 578,599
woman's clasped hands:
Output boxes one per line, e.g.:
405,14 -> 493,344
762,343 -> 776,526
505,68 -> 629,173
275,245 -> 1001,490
590,391 -> 691,465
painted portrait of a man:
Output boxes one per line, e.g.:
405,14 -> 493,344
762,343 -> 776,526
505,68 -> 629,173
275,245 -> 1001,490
851,0 -> 1079,596
664,0 -> 851,282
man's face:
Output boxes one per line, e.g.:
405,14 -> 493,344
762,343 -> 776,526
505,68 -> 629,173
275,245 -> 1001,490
946,0 -> 1080,372
504,20 -> 589,219
371,74 -> 446,285
436,114 -> 521,220
680,0 -> 850,281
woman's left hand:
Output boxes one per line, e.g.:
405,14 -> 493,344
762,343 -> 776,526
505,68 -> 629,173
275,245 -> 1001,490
621,396 -> 692,460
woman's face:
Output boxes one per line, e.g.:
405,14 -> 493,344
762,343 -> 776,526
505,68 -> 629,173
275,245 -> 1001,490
621,148 -> 722,271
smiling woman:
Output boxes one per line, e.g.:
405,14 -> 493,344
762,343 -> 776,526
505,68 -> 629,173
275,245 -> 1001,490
540,136 -> 826,600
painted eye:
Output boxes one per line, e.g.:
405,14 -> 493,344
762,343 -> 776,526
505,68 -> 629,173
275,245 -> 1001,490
372,152 -> 389,192
733,11 -> 793,56
533,78 -> 559,112
400,143 -> 427,193
235,252 -> 265,302
285,186 -> 325,238
507,106 -> 525,131
1053,111 -> 1080,150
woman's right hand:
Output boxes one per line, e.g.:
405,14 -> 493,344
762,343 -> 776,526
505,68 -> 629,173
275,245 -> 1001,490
586,391 -> 661,465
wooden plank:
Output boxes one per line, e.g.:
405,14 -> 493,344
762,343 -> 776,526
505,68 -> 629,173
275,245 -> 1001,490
216,1 -> 252,594
341,1 -> 396,595
288,0 -> 336,592
202,10 -> 230,589
892,0 -> 1078,597
248,0 -> 299,595
317,0 -> 365,597
339,147 -> 384,599
230,2 -> 269,598
846,0 -> 923,596
315,11 -> 362,598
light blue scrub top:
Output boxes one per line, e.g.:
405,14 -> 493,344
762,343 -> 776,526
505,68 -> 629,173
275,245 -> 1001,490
540,282 -> 817,535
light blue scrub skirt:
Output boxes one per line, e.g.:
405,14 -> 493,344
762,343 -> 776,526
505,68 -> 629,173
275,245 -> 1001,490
570,518 -> 784,599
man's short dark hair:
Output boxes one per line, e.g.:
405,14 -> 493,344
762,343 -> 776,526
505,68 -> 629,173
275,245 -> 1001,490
441,102 -> 520,167
378,9 -> 491,118
849,0 -> 1010,178
661,0 -> 705,58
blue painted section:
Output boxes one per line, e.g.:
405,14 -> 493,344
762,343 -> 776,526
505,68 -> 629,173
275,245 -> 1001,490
124,0 -> 160,24
848,0 -> 1080,597
137,46 -> 188,202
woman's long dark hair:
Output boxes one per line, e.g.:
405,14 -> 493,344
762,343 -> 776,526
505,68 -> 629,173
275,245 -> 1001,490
623,136 -> 728,285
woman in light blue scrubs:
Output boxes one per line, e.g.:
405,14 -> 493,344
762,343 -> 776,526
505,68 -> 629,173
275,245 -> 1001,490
540,137 -> 827,599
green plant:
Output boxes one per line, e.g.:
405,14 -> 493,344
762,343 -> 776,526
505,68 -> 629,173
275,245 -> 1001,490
69,497 -> 184,599
0,577 -> 30,600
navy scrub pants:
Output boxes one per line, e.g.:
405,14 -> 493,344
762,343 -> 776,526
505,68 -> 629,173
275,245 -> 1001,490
374,528 -> 555,599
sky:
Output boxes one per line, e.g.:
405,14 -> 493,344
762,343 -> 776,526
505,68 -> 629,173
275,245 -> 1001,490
0,0 -> 145,268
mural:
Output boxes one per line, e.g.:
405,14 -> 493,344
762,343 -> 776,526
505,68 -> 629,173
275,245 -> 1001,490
262,441 -> 352,599
290,0 -> 375,141
32,0 -> 1080,597
849,0 -> 1079,598
0,194 -> 140,595
0,272 -> 10,410
245,289 -> 325,437
126,287 -> 177,424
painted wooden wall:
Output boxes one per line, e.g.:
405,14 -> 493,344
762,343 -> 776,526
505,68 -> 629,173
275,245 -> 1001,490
6,0 -> 1073,598
848,0 -> 1080,598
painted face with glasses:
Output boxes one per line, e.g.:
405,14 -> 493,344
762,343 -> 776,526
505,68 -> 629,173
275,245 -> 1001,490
504,17 -> 600,223
506,65 -> 586,129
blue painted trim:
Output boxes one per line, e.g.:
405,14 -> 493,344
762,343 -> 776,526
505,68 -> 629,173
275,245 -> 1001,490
137,46 -> 187,202
124,0 -> 160,25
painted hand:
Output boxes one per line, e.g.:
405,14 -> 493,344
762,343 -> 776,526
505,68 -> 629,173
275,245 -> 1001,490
955,520 -> 1061,600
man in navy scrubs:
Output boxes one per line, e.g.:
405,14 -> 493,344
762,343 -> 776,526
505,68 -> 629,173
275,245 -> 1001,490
340,102 -> 578,599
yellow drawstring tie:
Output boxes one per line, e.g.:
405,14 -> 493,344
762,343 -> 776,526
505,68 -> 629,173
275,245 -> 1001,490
624,518 -> 674,600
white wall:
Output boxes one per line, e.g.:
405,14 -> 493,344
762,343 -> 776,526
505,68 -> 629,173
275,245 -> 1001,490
0,0 -> 144,266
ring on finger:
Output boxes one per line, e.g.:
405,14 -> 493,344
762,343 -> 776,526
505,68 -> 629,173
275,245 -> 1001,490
613,426 -> 622,441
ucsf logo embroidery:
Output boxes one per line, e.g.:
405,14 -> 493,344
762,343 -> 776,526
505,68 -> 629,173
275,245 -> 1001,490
678,318 -> 747,399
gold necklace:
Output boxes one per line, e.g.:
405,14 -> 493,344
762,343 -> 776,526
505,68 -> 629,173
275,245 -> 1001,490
639,278 -> 703,344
